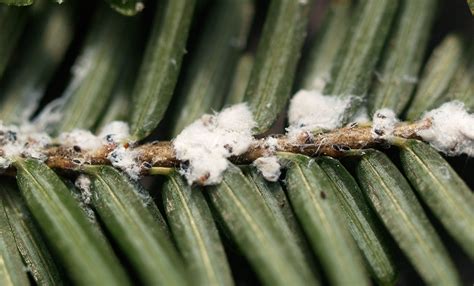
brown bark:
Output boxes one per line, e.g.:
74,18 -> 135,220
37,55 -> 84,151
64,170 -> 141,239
33,119 -> 431,174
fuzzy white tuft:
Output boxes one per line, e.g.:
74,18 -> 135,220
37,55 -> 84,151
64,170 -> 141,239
371,108 -> 399,139
418,101 -> 474,156
173,103 -> 255,185
74,174 -> 96,222
98,121 -> 130,143
57,121 -> 141,180
0,122 -> 51,168
253,156 -> 281,182
288,90 -> 351,130
58,129 -> 103,151
264,136 -> 280,153
287,90 -> 354,141
75,174 -> 92,204
107,145 -> 141,180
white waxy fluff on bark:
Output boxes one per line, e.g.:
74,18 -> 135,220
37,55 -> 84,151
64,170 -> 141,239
173,103 -> 256,185
371,108 -> 399,139
418,101 -> 474,156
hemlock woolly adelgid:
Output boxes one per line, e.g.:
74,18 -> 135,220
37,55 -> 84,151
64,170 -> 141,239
417,101 -> 474,156
253,156 -> 281,182
59,129 -> 103,151
107,145 -> 141,181
74,174 -> 97,222
286,89 -> 366,141
1,99 -> 474,186
75,174 -> 92,205
95,121 -> 141,180
0,122 -> 51,169
264,136 -> 280,153
172,103 -> 255,185
288,90 -> 352,131
59,120 -> 131,150
57,121 -> 142,179
59,121 -> 140,179
0,120 -> 143,181
371,108 -> 399,139
98,121 -> 130,143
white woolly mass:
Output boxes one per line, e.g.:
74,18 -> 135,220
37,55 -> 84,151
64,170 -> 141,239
58,121 -> 133,173
287,90 -> 354,141
98,121 -> 130,143
173,103 -> 256,185
107,145 -> 141,181
288,90 -> 351,129
371,108 -> 399,139
0,122 -> 51,169
0,118 -> 142,181
253,156 -> 281,182
57,121 -> 141,180
58,129 -> 103,151
75,174 -> 92,205
264,136 -> 280,153
73,174 -> 96,222
418,101 -> 474,156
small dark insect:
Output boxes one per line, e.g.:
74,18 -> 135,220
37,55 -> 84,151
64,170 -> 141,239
73,145 -> 81,152
180,160 -> 190,171
320,191 -> 326,199
72,158 -> 82,165
109,152 -> 118,159
224,144 -> 233,153
142,162 -> 152,169
374,129 -> 384,136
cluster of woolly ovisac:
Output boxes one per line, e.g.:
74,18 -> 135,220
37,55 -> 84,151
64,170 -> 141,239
59,121 -> 142,180
0,123 -> 51,169
1,92 -> 473,187
0,120 -> 142,180
174,90 -> 473,185
173,104 -> 256,185
368,101 -> 474,157
286,90 -> 369,141
172,90 -> 373,185
417,101 -> 474,156
287,90 -> 474,155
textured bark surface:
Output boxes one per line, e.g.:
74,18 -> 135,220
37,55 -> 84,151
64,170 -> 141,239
14,119 -> 431,175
